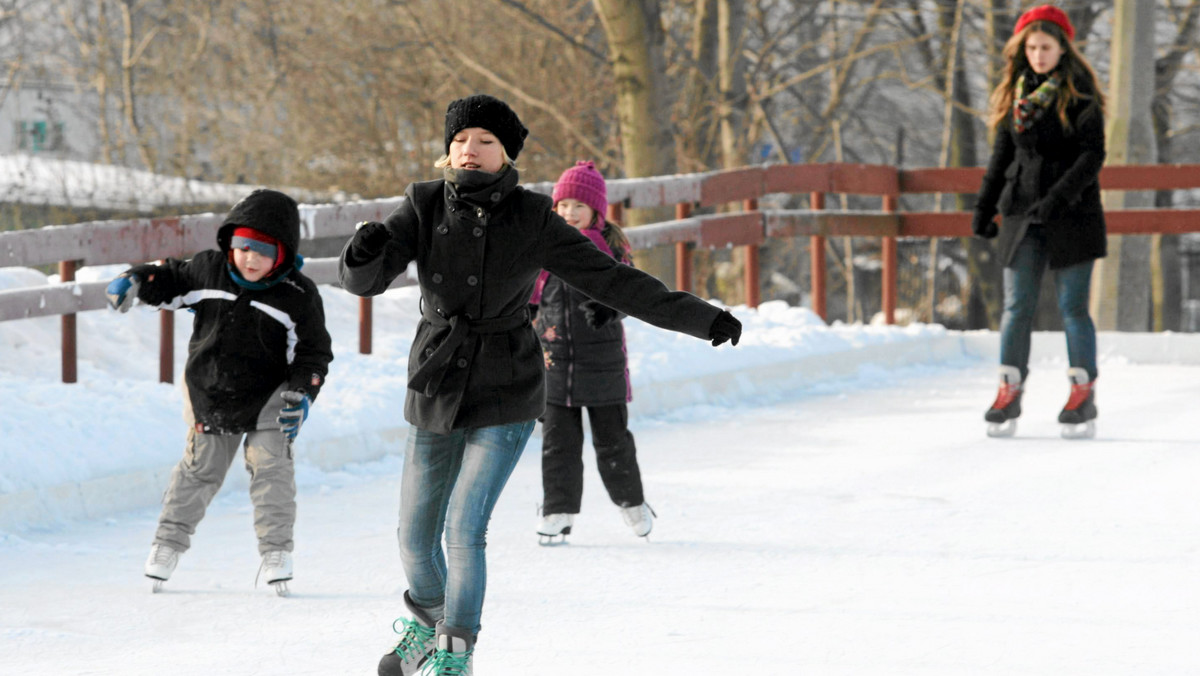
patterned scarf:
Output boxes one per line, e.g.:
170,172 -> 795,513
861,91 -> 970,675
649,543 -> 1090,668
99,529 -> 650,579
1012,72 -> 1062,133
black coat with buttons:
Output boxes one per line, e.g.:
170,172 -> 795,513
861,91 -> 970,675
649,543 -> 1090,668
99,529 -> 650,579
337,169 -> 722,435
974,77 -> 1107,270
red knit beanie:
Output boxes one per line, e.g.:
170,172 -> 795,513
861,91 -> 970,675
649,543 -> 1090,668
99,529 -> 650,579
230,227 -> 284,272
1014,5 -> 1074,41
552,161 -> 608,219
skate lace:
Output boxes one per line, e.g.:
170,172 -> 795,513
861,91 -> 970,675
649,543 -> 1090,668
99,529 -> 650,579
262,550 -> 287,569
420,646 -> 473,675
1063,382 -> 1093,410
150,545 -> 177,566
391,617 -> 436,661
989,383 -> 1021,410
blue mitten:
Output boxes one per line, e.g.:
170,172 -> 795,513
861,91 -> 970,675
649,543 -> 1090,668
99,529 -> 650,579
277,390 -> 310,441
105,273 -> 140,313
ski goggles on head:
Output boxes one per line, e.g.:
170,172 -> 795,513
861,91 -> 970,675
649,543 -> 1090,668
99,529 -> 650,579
230,230 -> 279,261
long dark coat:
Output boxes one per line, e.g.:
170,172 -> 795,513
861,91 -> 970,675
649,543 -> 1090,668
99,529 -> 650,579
337,169 -> 720,435
974,75 -> 1107,270
531,223 -> 632,408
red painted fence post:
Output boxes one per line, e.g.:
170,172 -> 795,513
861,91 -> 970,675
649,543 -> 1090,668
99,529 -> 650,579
674,202 -> 693,293
810,192 -> 827,322
742,198 -> 760,308
882,193 -> 898,325
60,260 -> 77,384
159,311 -> 173,383
359,297 -> 373,355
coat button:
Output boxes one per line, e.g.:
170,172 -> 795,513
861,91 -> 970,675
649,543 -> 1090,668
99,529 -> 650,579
473,227 -> 483,237
425,347 -> 434,356
466,275 -> 478,286
438,226 -> 449,235
476,208 -> 485,218
456,358 -> 468,368
432,273 -> 443,283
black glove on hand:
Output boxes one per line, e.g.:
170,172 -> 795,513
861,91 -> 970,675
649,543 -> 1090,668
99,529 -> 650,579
580,300 -> 619,329
528,303 -> 539,321
709,309 -> 742,347
971,211 -> 998,239
347,221 -> 391,263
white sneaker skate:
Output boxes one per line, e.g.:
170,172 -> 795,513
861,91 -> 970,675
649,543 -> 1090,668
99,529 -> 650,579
537,513 -> 574,545
257,550 -> 293,596
620,503 -> 655,539
144,543 -> 181,593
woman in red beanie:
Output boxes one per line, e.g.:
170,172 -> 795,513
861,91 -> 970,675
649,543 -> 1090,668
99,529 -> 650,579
971,5 -> 1107,439
529,160 -> 654,545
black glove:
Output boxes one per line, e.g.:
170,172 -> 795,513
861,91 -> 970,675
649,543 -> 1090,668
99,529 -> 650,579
709,309 -> 742,347
580,300 -> 619,329
971,211 -> 998,239
347,221 -> 391,263
1026,195 -> 1063,224
528,303 -> 539,321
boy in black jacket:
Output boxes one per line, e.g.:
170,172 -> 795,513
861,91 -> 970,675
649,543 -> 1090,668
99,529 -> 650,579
105,189 -> 333,595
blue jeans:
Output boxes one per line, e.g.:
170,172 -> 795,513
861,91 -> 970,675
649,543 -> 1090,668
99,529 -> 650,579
999,229 -> 1098,381
397,420 -> 535,635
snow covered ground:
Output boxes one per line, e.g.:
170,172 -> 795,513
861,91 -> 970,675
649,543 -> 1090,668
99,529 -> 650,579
1,265 -> 1198,675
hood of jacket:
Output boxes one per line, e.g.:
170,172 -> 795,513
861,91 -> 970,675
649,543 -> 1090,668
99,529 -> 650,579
216,188 -> 302,280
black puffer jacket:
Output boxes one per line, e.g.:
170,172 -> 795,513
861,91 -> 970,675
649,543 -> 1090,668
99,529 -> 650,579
338,169 -> 720,435
974,73 -> 1107,270
132,190 -> 333,434
533,224 -> 631,408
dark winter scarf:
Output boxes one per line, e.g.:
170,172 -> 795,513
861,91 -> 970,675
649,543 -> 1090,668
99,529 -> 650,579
443,165 -> 520,208
1012,71 -> 1062,133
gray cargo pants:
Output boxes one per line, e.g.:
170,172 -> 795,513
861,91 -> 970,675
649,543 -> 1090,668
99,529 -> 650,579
153,384 -> 296,555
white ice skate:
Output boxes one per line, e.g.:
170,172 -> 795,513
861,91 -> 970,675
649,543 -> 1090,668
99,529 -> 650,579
537,513 -> 574,546
144,543 -> 180,593
620,503 -> 655,539
257,550 -> 293,596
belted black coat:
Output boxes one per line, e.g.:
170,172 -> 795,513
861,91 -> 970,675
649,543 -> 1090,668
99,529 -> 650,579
974,78 -> 1107,270
338,169 -> 721,435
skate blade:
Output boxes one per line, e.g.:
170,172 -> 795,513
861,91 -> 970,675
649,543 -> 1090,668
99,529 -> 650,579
271,580 -> 290,597
537,534 -> 569,546
986,420 -> 1017,437
150,579 -> 164,593
1060,420 -> 1096,440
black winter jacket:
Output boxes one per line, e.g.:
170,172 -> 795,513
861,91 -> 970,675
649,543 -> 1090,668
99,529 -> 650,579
974,75 -> 1107,270
337,169 -> 720,435
131,200 -> 333,435
533,225 -> 631,408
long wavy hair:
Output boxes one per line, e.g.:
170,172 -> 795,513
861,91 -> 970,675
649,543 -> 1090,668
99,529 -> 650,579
595,212 -> 632,265
987,21 -> 1106,133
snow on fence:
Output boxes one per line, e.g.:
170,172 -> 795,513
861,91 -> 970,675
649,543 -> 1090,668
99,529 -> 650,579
4,162 -> 1200,383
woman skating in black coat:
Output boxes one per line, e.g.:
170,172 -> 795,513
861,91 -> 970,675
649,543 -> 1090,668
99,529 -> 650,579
971,5 -> 1107,440
338,95 -> 742,676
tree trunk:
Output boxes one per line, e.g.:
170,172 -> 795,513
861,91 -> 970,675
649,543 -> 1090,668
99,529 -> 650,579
1095,0 -> 1157,331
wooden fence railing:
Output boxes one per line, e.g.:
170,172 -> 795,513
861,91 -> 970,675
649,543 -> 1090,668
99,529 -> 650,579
4,162 -> 1200,383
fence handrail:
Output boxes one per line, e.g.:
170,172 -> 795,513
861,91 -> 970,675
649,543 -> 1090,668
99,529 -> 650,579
8,163 -> 1200,271
7,160 -> 1200,383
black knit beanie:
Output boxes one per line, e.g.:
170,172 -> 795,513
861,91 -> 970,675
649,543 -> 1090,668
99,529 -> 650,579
444,94 -> 529,160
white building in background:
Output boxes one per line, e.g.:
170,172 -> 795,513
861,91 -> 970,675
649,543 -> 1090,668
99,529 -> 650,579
0,79 -> 101,161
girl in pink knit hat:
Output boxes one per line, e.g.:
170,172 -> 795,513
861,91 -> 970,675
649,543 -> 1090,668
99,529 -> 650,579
529,161 -> 655,544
